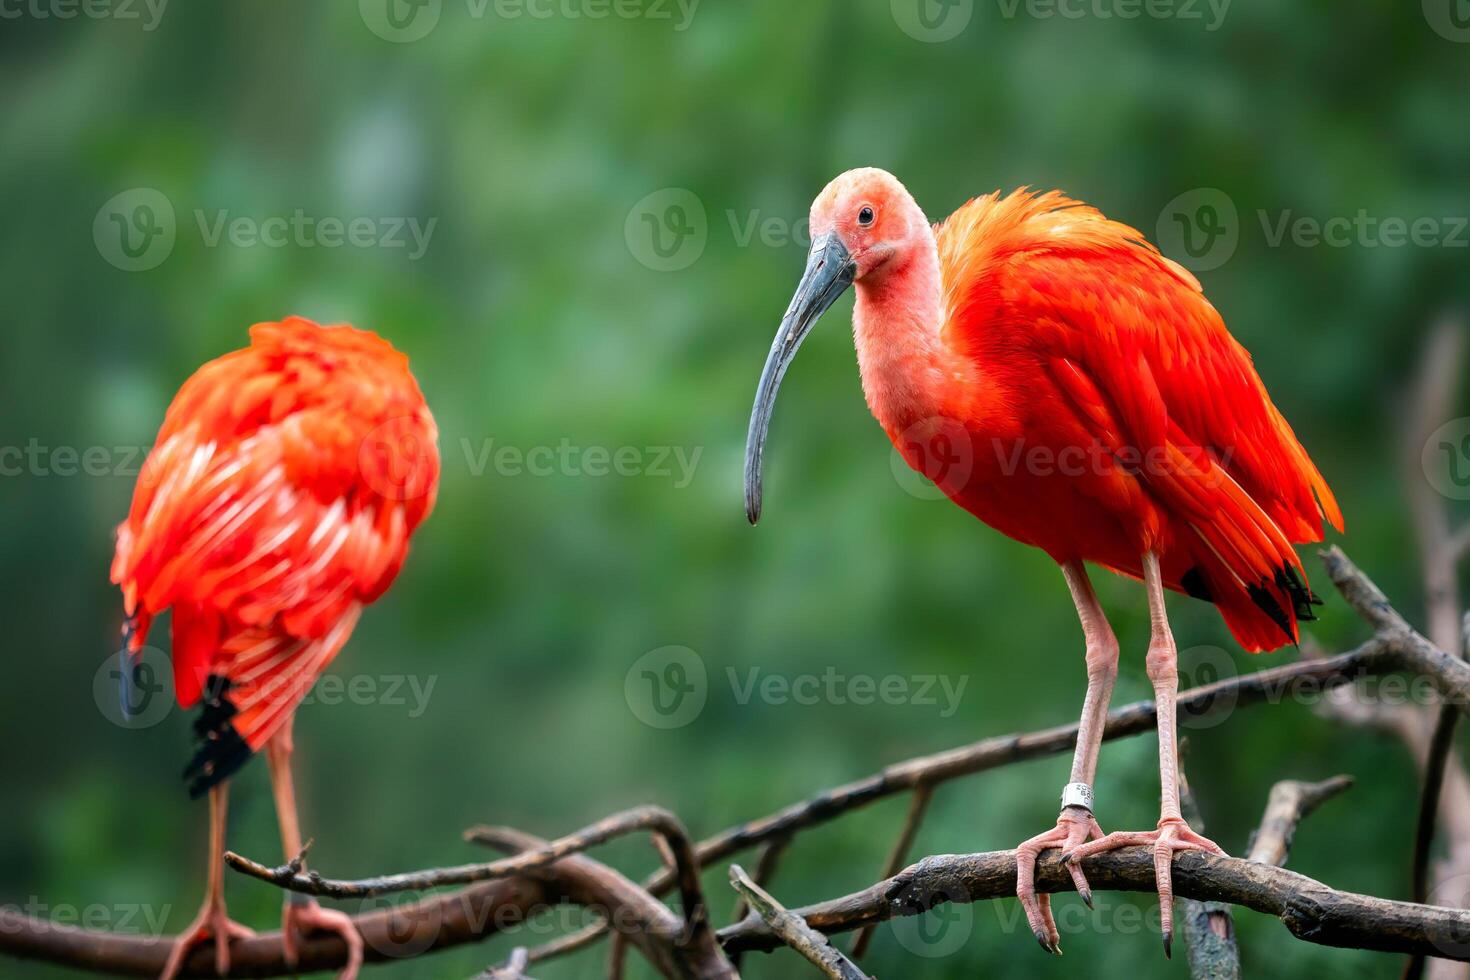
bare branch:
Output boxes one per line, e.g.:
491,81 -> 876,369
727,834 -> 791,973
470,825 -> 734,980
531,548 -> 1470,966
3,876 -> 564,977
719,847 -> 1470,963
728,865 -> 869,980
1246,776 -> 1355,867
475,947 -> 534,980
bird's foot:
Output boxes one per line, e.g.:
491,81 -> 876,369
158,898 -> 255,980
282,898 -> 364,980
1061,815 -> 1225,957
1015,805 -> 1104,954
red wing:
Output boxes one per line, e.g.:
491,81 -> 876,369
936,191 -> 1342,649
938,190 -> 1341,541
112,320 -> 439,707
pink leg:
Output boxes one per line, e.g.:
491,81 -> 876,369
1016,561 -> 1117,954
158,783 -> 257,980
265,719 -> 364,980
1061,552 -> 1226,956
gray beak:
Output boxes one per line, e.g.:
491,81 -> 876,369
744,234 -> 858,525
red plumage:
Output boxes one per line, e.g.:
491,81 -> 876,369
749,168 -> 1343,949
922,190 -> 1342,650
112,316 -> 439,795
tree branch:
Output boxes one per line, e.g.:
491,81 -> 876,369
1246,776 -> 1355,866
727,866 -> 868,980
719,847 -> 1470,962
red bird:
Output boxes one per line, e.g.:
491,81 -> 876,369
744,169 -> 1342,955
112,316 -> 439,979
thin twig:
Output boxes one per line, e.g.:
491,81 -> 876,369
473,826 -> 734,980
728,835 -> 792,973
476,947 -> 534,979
850,783 -> 934,960
728,865 -> 869,980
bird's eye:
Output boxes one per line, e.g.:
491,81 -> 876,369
858,206 -> 875,227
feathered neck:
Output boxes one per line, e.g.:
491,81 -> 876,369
851,217 -> 962,437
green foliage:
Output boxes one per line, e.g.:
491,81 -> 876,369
0,2 -> 1466,976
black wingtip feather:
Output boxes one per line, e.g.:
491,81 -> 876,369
183,676 -> 254,799
1247,580 -> 1296,644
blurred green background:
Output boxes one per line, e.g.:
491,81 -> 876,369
2,1 -> 1469,976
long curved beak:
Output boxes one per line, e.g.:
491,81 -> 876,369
744,234 -> 857,525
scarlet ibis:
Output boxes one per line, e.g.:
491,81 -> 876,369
112,316 -> 439,979
744,169 -> 1342,955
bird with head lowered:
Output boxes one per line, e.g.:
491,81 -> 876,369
744,168 -> 1342,956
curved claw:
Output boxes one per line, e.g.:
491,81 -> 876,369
1014,808 -> 1101,954
282,898 -> 364,980
158,902 -> 255,980
1061,817 -> 1225,957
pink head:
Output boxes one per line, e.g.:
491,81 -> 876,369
744,168 -> 930,523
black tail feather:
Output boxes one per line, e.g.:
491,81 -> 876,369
183,676 -> 253,799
